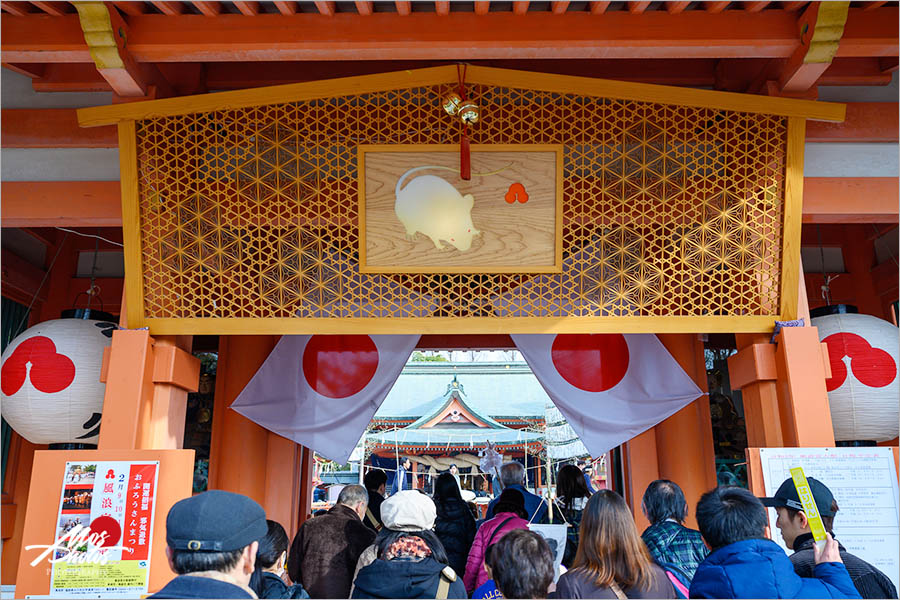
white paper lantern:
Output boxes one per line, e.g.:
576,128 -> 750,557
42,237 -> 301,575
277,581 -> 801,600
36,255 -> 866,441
812,312 -> 899,442
0,319 -> 115,444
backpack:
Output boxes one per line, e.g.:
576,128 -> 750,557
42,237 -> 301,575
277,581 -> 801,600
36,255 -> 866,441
656,561 -> 691,599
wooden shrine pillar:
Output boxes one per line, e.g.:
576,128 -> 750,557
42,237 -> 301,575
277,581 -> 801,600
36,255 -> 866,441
654,334 -> 717,528
208,335 -> 312,535
621,429 -> 659,532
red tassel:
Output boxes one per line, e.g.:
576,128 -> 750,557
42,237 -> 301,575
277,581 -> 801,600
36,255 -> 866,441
460,126 -> 471,181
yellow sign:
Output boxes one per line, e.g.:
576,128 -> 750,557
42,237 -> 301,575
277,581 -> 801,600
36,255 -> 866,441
789,466 -> 827,548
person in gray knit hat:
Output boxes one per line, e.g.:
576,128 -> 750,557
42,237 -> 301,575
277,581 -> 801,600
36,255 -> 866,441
150,490 -> 267,599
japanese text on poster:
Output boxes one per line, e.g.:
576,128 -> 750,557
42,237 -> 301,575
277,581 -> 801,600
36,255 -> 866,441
48,461 -> 159,598
759,447 -> 900,591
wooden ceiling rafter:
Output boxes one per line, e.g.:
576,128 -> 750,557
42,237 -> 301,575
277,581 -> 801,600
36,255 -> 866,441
781,1 -> 808,10
551,1 -> 569,14
628,1 -> 652,13
30,1 -> 69,16
232,1 -> 259,15
435,0 -> 449,16
1,2 -> 33,16
314,1 -> 335,16
355,0 -> 373,15
395,1 -> 410,15
192,1 -> 222,17
665,1 -> 691,14
744,1 -> 771,11
273,1 -> 297,15
589,1 -> 612,13
862,1 -> 889,9
512,1 -> 529,15
112,1 -> 146,15
149,1 -> 183,16
475,0 -> 490,15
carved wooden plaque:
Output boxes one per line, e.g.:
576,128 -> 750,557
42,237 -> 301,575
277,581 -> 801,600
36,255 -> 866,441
359,144 -> 563,273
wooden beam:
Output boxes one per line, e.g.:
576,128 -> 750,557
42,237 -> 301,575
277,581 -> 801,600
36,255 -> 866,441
74,2 -> 148,96
512,1 -> 529,15
1,249 -> 47,303
113,1 -> 145,15
2,109 -> 117,147
1,2 -> 32,16
1,181 -> 123,228
272,1 -> 296,15
149,1 -> 183,15
192,1 -> 221,16
355,1 -> 372,15
233,1 -> 258,15
744,1 -> 770,12
30,1 -> 68,15
3,10 -> 895,63
802,178 -> 899,224
820,56 -> 894,85
779,2 -> 849,92
589,1 -> 611,14
781,1 -> 808,11
2,62 -> 45,78
314,1 -> 334,16
805,102 -> 898,142
395,1 -> 410,15
474,0 -> 490,15
704,2 -> 730,14
665,1 -> 690,14
862,1 -> 888,10
551,1 -> 569,14
627,1 -> 651,14
879,56 -> 899,72
30,62 -> 109,92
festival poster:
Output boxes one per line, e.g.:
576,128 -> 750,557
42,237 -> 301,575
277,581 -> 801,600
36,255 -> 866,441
48,461 -> 159,598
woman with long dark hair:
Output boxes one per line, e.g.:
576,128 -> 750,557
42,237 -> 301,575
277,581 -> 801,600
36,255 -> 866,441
249,520 -> 309,598
554,490 -> 676,598
556,464 -> 593,568
433,472 -> 477,578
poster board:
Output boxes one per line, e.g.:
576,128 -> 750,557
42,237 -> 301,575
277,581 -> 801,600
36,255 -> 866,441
528,523 -> 568,583
747,447 -> 900,592
14,449 -> 194,599
43,461 -> 160,598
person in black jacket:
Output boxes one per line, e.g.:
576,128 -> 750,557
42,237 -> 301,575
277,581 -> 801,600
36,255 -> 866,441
364,469 -> 388,531
433,472 -> 477,577
762,477 -> 898,599
249,520 -> 309,599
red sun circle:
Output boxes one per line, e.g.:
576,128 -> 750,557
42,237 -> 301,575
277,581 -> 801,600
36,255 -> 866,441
89,515 -> 121,548
551,334 -> 630,392
302,335 -> 379,399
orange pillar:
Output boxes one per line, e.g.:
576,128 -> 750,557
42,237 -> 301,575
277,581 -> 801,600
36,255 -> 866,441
622,429 -> 659,532
208,335 -> 311,535
654,334 -> 717,528
774,326 -> 836,447
841,225 -> 881,317
730,333 -> 785,448
0,437 -> 41,585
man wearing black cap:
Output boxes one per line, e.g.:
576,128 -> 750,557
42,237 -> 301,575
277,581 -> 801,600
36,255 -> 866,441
762,477 -> 898,599
150,490 -> 267,599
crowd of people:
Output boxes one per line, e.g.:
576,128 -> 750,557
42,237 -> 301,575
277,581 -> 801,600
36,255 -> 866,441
149,461 -> 897,600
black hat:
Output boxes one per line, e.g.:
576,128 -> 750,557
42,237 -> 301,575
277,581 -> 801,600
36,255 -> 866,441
166,490 -> 267,552
759,477 -> 837,517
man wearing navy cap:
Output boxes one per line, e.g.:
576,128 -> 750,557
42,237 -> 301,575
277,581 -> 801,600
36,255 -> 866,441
762,477 -> 898,599
149,490 -> 267,599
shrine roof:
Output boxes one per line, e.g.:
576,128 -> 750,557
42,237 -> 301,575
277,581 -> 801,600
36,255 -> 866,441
375,361 -> 548,420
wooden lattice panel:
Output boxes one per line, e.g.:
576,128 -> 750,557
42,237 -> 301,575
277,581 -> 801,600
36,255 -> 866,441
129,79 -> 796,334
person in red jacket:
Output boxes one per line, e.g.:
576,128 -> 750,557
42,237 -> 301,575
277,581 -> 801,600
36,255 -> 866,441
464,488 -> 530,594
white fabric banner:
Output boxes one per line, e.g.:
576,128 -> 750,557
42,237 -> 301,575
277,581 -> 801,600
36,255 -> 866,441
512,334 -> 702,457
231,334 -> 420,464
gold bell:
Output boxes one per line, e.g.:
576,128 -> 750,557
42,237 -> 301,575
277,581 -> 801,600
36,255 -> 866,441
458,101 -> 479,125
442,92 -> 462,116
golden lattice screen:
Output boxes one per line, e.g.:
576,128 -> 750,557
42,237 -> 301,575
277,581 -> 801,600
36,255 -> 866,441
122,70 -> 807,334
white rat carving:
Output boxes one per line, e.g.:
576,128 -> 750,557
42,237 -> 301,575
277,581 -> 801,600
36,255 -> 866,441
394,165 -> 507,252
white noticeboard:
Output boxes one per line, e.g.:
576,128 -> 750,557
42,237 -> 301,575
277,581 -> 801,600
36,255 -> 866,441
758,447 -> 900,592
